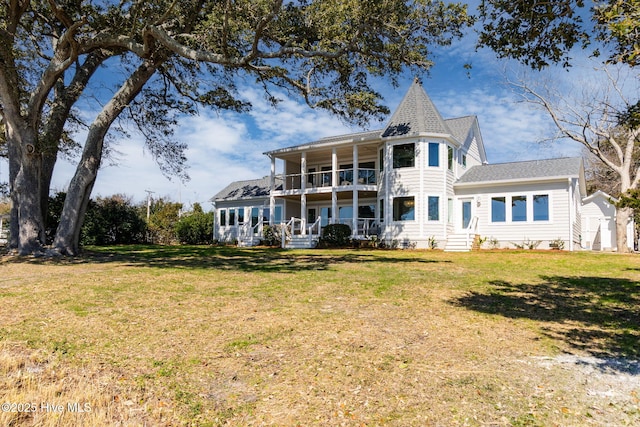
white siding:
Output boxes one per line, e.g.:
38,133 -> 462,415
215,198 -> 283,243
382,138 -> 451,248
580,192 -> 626,251
455,181 -> 572,249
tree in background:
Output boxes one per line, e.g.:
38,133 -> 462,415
46,192 -> 146,247
82,195 -> 147,246
478,1 -> 640,252
147,198 -> 182,245
175,203 -> 214,245
1,0 -> 473,255
508,68 -> 639,252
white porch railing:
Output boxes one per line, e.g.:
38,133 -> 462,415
238,217 -> 264,246
280,217 -> 322,248
278,168 -> 377,191
465,216 -> 479,248
306,216 -> 322,246
335,218 -> 380,237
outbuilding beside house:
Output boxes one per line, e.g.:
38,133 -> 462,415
581,190 -> 635,251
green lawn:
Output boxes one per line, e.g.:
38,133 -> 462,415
1,246 -> 638,426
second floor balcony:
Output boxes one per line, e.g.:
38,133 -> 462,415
276,168 -> 378,194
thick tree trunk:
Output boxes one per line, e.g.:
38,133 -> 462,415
7,124 -> 45,255
616,206 -> 632,253
53,59 -> 160,255
53,150 -> 100,255
8,138 -> 20,250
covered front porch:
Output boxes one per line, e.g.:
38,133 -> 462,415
265,136 -> 383,243
275,191 -> 382,242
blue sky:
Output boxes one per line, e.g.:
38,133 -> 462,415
0,3 -> 618,209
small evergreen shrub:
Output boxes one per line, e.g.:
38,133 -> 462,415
262,225 -> 281,247
320,224 -> 352,247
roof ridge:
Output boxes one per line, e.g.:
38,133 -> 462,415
476,156 -> 582,167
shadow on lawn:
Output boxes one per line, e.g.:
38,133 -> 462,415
454,276 -> 640,362
2,245 -> 445,273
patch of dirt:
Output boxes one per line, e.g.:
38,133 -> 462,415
523,354 -> 640,425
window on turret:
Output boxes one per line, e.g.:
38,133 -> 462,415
393,197 -> 415,221
428,143 -> 439,167
428,196 -> 440,221
447,146 -> 454,171
393,143 -> 415,168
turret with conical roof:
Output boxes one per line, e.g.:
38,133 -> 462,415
381,77 -> 452,138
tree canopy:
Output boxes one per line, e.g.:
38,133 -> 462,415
478,0 -> 640,69
0,0 -> 473,255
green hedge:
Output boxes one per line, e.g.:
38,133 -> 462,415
321,223 -> 352,247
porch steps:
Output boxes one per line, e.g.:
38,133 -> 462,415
238,237 -> 260,247
285,235 -> 318,249
444,234 -> 481,252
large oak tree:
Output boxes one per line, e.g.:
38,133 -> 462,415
1,0 -> 472,255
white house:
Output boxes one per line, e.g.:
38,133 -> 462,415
211,79 -> 633,251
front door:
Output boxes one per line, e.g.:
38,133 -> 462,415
461,199 -> 472,229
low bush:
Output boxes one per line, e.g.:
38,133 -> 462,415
320,223 -> 352,247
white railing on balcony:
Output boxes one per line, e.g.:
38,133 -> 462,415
278,168 -> 377,191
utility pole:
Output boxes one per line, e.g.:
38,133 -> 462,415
144,189 -> 155,221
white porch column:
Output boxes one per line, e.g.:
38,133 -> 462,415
301,194 -> 307,235
352,144 -> 359,237
282,159 -> 287,191
331,148 -> 338,224
384,144 -> 391,240
269,156 -> 276,226
301,152 -> 307,234
301,152 -> 307,192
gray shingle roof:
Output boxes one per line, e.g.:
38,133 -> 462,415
456,157 -> 583,185
381,78 -> 452,138
212,176 -> 282,202
445,116 -> 476,143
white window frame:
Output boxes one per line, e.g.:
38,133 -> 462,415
489,193 -> 553,224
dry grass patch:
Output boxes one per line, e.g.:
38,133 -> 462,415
0,246 -> 638,426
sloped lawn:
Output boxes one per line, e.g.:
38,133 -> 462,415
1,246 -> 638,426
